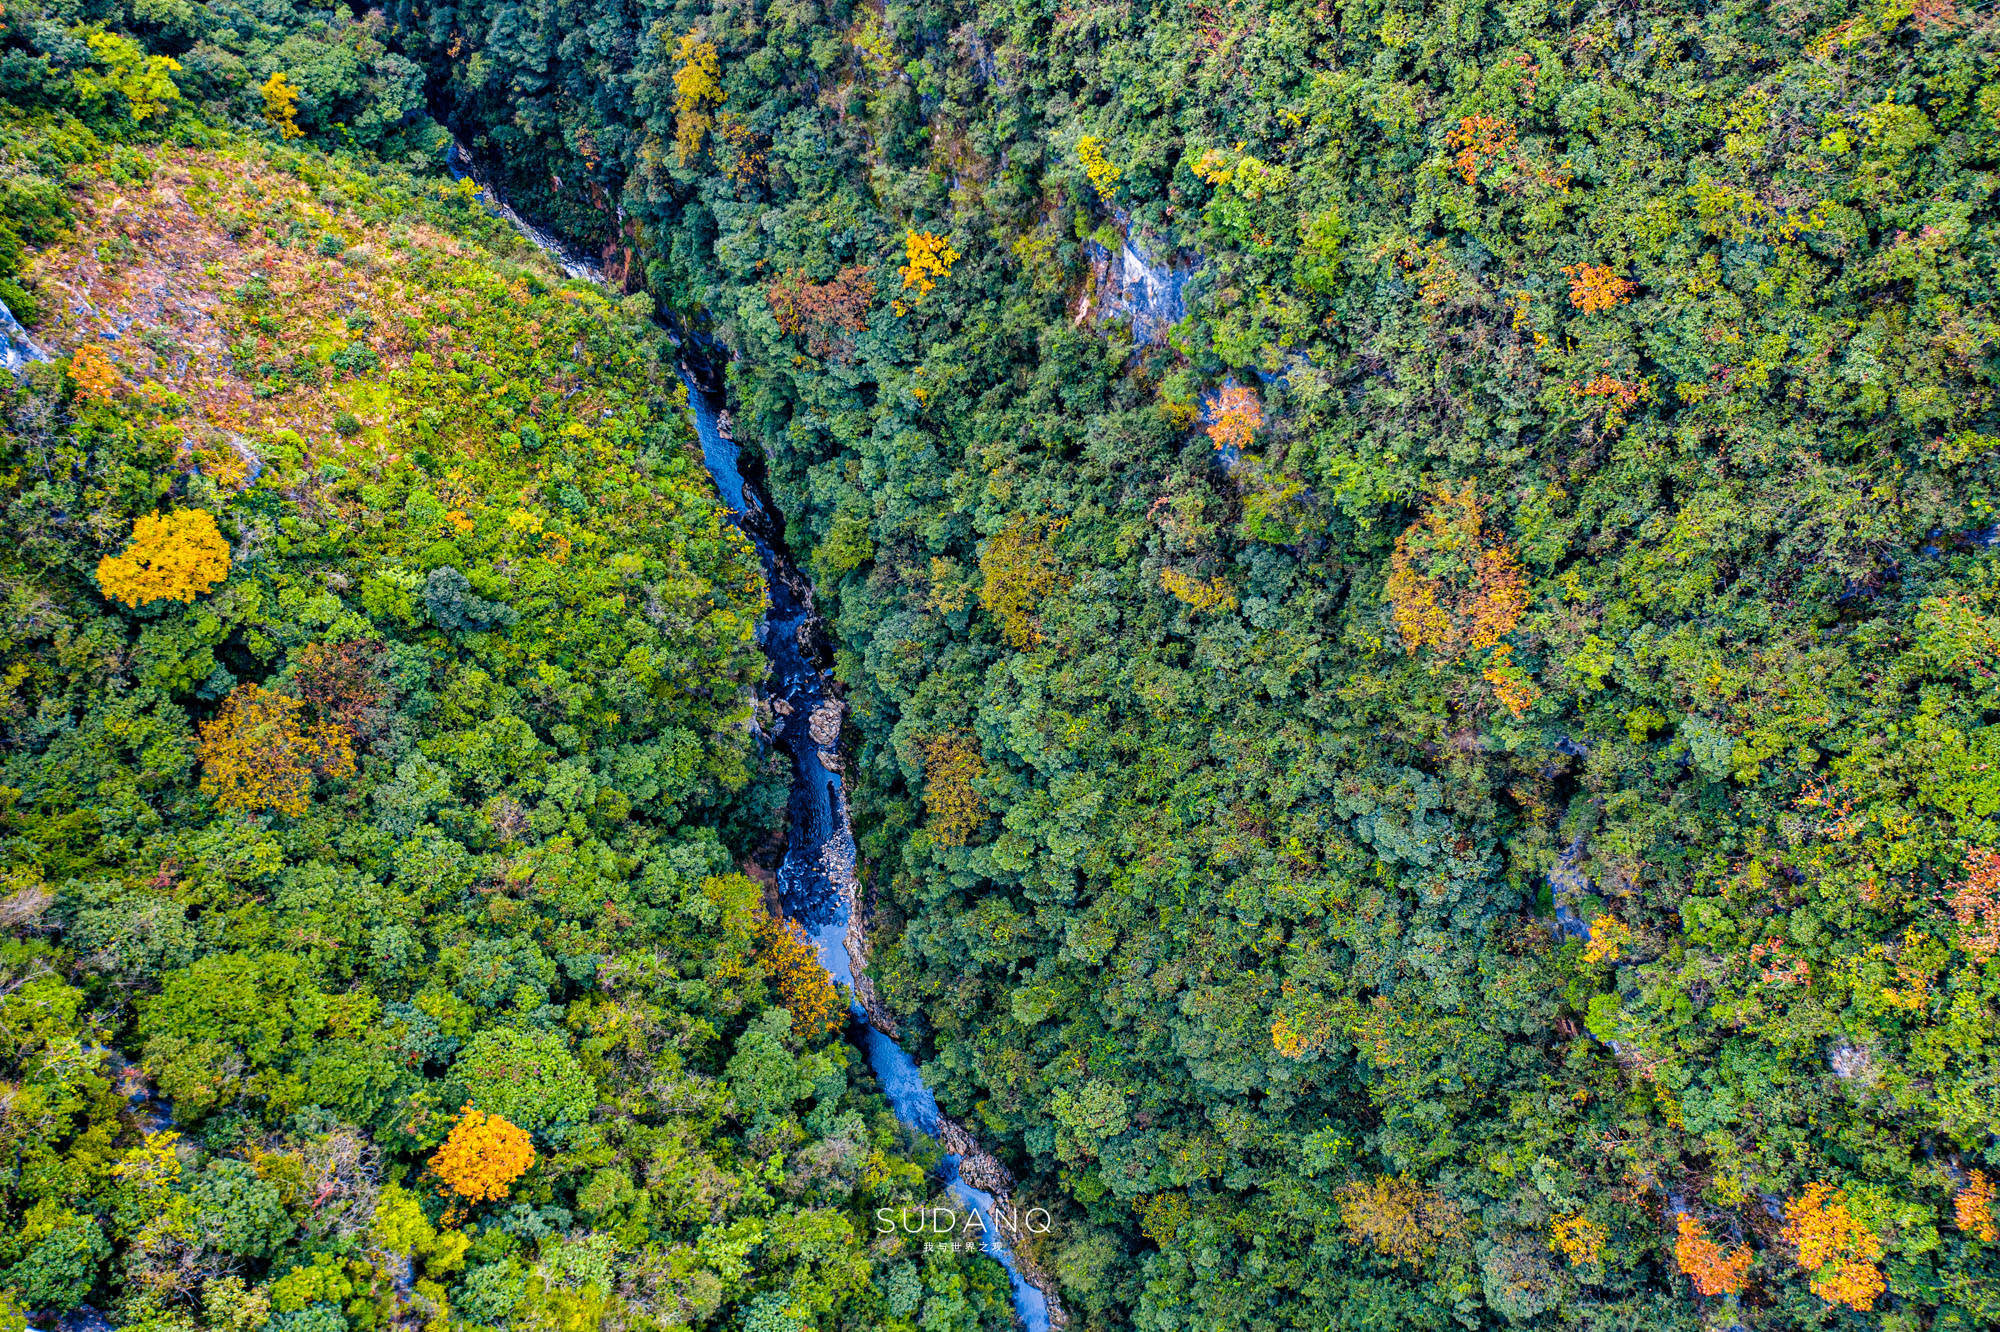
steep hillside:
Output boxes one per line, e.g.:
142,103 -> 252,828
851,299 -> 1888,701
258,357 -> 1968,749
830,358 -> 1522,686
0,118 -> 1016,1332
4,0 -> 2000,1327
406,1 -> 2000,1328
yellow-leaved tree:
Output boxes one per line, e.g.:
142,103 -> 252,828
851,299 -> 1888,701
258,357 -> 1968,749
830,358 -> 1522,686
1550,1214 -> 1606,1268
1077,135 -> 1120,204
197,684 -> 355,817
260,71 -> 304,139
430,1106 -> 534,1203
96,509 -> 231,607
1332,1175 -> 1464,1266
978,515 -> 1067,648
920,732 -> 987,846
898,230 -> 959,301
755,916 -> 845,1044
671,35 -> 722,165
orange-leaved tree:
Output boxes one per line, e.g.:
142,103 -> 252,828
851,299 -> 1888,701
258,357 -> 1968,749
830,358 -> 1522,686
767,266 -> 876,359
1783,1183 -> 1885,1311
1674,1213 -> 1751,1295
1562,263 -> 1635,314
430,1106 -> 534,1203
1949,848 -> 2000,959
1956,1170 -> 1997,1243
1204,383 -> 1263,451
1385,484 -> 1531,719
1446,115 -> 1516,185
96,509 -> 231,607
1482,643 -> 1540,720
756,916 -> 845,1044
70,343 -> 121,402
198,683 -> 356,817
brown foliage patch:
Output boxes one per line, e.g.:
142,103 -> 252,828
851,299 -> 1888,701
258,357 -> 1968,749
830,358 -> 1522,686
767,266 -> 875,359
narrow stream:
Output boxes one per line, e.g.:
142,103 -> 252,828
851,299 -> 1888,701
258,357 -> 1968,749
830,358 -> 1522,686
453,149 -> 1053,1332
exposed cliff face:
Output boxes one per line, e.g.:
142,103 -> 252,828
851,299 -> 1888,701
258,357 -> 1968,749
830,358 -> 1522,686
2,295 -> 46,373
1073,230 -> 1190,349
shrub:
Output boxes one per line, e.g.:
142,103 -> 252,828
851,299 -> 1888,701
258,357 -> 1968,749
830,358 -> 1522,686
189,1159 -> 295,1258
452,1028 -> 594,1133
0,1207 -> 110,1310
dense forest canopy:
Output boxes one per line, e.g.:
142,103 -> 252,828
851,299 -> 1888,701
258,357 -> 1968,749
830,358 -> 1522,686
4,0 -> 2000,1328
0,110 -> 1017,1332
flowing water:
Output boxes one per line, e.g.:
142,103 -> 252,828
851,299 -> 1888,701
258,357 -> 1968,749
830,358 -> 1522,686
456,150 -> 1054,1332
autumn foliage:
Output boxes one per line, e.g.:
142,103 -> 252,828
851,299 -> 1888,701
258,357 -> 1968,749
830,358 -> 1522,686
921,732 -> 987,847
96,509 -> 232,607
1956,1170 -> 1998,1243
768,266 -> 876,359
1550,1214 -> 1605,1267
1562,262 -> 1636,313
1446,115 -> 1516,185
70,343 -> 120,401
1385,486 -> 1529,708
197,683 -> 357,817
978,515 -> 1067,648
1674,1213 -> 1751,1296
260,71 -> 304,139
1332,1175 -> 1464,1266
1159,567 -> 1236,614
1077,134 -> 1121,203
1481,644 -> 1539,719
671,35 -> 723,164
1270,980 -> 1336,1059
1783,1183 -> 1885,1311
1574,373 -> 1646,408
292,640 -> 388,744
898,230 -> 959,300
756,916 -> 846,1044
1948,847 -> 2000,958
1204,383 -> 1263,450
430,1106 -> 534,1203
1269,1014 -> 1311,1058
